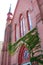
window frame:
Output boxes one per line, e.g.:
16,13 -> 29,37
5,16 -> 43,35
19,14 -> 26,37
27,11 -> 32,30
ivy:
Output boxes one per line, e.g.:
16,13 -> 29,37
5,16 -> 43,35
8,27 -> 43,64
30,56 -> 43,64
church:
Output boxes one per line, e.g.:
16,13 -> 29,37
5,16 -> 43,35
1,0 -> 43,65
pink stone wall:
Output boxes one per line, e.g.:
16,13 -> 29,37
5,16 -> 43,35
0,53 -> 1,65
37,0 -> 43,19
37,21 -> 43,49
11,0 -> 43,65
1,0 -> 43,65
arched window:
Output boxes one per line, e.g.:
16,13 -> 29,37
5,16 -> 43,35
15,24 -> 16,41
20,14 -> 26,37
15,23 -> 19,41
15,24 -> 18,41
27,11 -> 32,30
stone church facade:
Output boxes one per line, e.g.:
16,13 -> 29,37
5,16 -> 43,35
1,0 -> 43,65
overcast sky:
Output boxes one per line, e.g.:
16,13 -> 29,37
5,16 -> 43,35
0,0 -> 18,41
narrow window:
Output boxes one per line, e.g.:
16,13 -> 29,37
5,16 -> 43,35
15,24 -> 17,41
20,17 -> 26,37
15,24 -> 18,41
27,12 -> 32,30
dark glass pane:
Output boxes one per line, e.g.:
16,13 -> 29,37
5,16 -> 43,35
27,64 -> 30,65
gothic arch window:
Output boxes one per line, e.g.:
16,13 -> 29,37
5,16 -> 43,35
15,23 -> 19,41
15,23 -> 17,41
19,14 -> 26,37
27,11 -> 32,30
15,23 -> 18,41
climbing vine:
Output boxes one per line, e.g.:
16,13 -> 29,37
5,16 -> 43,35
8,27 -> 43,64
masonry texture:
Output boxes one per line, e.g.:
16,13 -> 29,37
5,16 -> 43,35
1,0 -> 43,65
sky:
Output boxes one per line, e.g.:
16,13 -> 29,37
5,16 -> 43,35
0,0 -> 18,41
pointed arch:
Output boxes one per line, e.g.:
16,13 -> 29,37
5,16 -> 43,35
19,14 -> 26,37
27,11 -> 32,30
18,44 -> 30,65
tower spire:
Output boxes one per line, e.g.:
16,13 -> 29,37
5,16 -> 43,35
6,4 -> 13,26
9,4 -> 11,13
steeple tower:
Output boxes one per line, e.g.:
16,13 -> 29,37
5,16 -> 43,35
1,4 -> 13,65
6,4 -> 13,26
